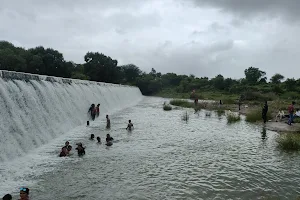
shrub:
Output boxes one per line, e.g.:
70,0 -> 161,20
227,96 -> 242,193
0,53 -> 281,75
226,112 -> 241,123
277,133 -> 300,151
170,99 -> 194,108
163,104 -> 172,111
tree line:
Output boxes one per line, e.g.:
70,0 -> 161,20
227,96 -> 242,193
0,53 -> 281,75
1,40 -> 300,99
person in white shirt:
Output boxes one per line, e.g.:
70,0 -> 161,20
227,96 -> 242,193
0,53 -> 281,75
294,109 -> 300,117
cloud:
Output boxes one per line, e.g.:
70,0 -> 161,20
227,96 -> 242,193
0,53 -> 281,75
189,0 -> 300,21
0,0 -> 300,80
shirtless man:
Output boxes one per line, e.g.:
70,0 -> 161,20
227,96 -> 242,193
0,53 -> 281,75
126,120 -> 134,131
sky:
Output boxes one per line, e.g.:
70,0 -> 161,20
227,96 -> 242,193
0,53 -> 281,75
1,0 -> 300,79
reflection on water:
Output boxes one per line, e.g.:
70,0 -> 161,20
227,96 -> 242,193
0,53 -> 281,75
261,126 -> 267,140
20,97 -> 300,199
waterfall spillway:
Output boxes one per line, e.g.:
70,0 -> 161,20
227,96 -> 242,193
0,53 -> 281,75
0,70 -> 143,162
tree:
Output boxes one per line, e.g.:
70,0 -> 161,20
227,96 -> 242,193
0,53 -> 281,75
284,78 -> 297,91
210,74 -> 225,90
121,64 -> 142,83
270,73 -> 284,84
244,67 -> 266,84
84,52 -> 118,82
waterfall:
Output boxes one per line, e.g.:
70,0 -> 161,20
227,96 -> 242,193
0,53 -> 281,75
0,70 -> 143,162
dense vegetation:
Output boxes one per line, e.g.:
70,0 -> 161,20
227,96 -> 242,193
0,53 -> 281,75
1,40 -> 300,101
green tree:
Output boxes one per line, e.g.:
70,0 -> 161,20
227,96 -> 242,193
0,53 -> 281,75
121,64 -> 142,83
84,52 -> 118,82
244,67 -> 266,84
270,73 -> 284,84
284,78 -> 297,91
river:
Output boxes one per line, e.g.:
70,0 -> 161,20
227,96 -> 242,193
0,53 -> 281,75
4,97 -> 300,199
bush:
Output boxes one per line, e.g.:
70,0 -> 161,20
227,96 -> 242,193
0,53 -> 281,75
226,112 -> 241,123
245,108 -> 271,123
277,133 -> 300,151
241,91 -> 277,101
163,104 -> 172,111
170,99 -> 194,108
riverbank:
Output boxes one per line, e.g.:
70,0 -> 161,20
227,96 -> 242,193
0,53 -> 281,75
166,98 -> 300,133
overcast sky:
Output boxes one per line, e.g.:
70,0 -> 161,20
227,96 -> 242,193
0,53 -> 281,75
1,0 -> 300,79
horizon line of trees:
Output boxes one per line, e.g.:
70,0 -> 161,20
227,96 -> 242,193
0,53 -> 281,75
1,40 -> 300,98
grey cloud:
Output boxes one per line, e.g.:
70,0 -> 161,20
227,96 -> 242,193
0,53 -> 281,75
191,22 -> 229,37
189,0 -> 300,21
1,0 -> 300,80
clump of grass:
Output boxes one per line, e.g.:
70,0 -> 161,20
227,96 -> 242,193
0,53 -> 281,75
277,133 -> 300,151
294,118 -> 300,123
245,108 -> 272,123
226,112 -> 241,123
170,99 -> 194,108
163,104 -> 172,111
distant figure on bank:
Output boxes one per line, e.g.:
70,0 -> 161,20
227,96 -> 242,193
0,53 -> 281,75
90,134 -> 95,140
275,110 -> 285,122
96,104 -> 100,117
295,108 -> 300,118
88,104 -> 96,121
2,194 -> 12,200
19,187 -> 30,200
106,134 -> 114,146
97,136 -> 101,143
106,115 -> 111,129
76,143 -> 85,156
238,98 -> 242,111
126,120 -> 134,131
288,101 -> 296,125
262,101 -> 268,123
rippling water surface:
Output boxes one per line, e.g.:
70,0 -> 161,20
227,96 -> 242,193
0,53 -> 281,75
11,97 -> 300,199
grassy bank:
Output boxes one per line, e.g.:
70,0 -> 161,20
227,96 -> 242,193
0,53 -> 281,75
156,88 -> 299,124
277,133 -> 300,151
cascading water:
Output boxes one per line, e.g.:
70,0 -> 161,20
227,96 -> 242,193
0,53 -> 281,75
0,70 -> 143,162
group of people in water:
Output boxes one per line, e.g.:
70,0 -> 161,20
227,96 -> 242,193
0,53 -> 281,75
88,103 -> 101,121
58,103 -> 134,157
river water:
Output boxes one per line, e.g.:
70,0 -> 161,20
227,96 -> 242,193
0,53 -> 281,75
6,97 -> 300,199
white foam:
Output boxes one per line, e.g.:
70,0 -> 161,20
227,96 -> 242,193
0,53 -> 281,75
0,70 -> 143,196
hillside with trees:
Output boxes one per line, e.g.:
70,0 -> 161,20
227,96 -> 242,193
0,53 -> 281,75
1,40 -> 300,101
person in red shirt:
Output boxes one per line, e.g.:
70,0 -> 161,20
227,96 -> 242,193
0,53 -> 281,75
287,101 -> 296,125
96,104 -> 100,117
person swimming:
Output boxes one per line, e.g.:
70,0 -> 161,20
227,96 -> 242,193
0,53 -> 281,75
106,134 -> 113,146
126,120 -> 134,131
2,193 -> 12,200
96,136 -> 101,143
75,143 -> 85,156
90,134 -> 95,140
106,115 -> 111,129
19,187 -> 29,200
59,141 -> 72,157
59,146 -> 68,157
